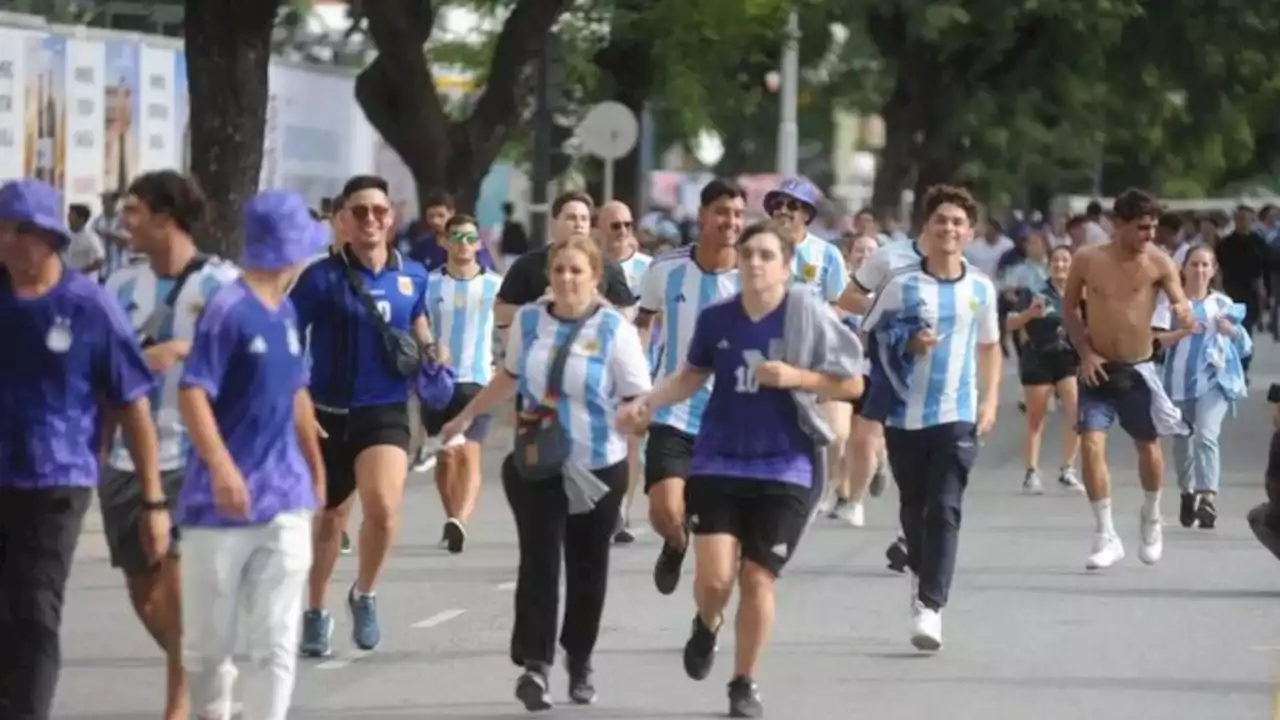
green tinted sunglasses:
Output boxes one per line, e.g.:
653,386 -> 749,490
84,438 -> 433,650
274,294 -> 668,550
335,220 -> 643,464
448,230 -> 480,244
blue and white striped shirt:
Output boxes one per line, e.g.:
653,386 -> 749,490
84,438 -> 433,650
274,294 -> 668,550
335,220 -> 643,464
792,232 -> 848,302
426,267 -> 503,385
639,246 -> 740,435
506,302 -> 652,469
619,251 -> 653,296
864,264 -> 999,429
1153,292 -> 1252,402
105,257 -> 241,472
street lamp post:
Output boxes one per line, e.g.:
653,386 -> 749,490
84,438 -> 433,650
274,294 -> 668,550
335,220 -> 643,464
776,10 -> 799,177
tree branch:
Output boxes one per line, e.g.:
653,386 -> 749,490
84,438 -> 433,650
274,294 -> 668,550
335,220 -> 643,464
866,8 -> 907,61
450,0 -> 572,188
944,19 -> 1047,89
360,0 -> 447,143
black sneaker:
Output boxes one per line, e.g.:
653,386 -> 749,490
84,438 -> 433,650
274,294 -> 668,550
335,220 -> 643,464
567,657 -> 597,705
653,541 -> 686,595
727,676 -> 764,718
613,512 -> 636,544
827,497 -> 849,520
1196,495 -> 1218,529
885,537 -> 909,573
515,668 -> 553,712
682,614 -> 719,680
869,464 -> 888,497
1179,492 -> 1196,528
443,518 -> 466,554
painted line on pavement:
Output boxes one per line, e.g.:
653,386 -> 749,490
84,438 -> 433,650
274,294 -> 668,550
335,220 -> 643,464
315,650 -> 372,671
496,581 -> 516,591
412,608 -> 467,629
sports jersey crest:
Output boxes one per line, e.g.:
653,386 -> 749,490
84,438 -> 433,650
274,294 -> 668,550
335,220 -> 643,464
398,276 -> 415,296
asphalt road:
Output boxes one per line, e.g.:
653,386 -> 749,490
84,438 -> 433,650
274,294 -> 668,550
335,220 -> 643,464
53,353 -> 1280,720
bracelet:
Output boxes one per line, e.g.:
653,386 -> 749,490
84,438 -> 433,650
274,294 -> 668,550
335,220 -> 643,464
140,498 -> 169,511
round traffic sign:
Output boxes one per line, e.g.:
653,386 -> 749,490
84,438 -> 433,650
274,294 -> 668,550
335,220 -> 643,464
575,101 -> 639,160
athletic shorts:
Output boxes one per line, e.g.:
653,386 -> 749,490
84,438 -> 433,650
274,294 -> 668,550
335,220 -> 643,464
98,467 -> 186,575
840,373 -> 872,414
685,474 -> 812,577
1019,349 -> 1079,387
317,402 -> 412,510
1076,362 -> 1158,442
644,423 -> 695,493
422,382 -> 492,443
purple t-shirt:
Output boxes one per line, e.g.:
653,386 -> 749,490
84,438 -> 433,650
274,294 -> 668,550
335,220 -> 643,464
686,296 -> 814,487
178,279 -> 314,527
0,267 -> 154,489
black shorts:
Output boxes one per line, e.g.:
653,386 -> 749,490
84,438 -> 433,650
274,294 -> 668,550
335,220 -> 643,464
685,475 -> 812,577
1020,349 -> 1079,387
317,402 -> 411,510
421,382 -> 492,442
644,424 -> 695,493
97,468 -> 186,575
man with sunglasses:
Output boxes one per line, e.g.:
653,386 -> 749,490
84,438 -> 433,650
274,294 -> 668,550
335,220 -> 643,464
292,174 -> 440,658
597,200 -> 651,543
400,191 -> 496,272
418,214 -> 502,553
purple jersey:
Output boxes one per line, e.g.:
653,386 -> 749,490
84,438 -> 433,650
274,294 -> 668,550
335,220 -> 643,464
686,297 -> 814,487
178,279 -> 315,527
0,267 -> 154,489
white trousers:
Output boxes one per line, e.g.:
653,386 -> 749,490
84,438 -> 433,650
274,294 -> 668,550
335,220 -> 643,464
181,511 -> 313,720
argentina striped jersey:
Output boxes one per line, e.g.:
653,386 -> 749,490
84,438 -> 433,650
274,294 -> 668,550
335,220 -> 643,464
791,232 -> 848,302
506,301 -> 652,469
619,251 -> 653,295
639,246 -> 740,435
1153,291 -> 1250,402
105,257 -> 241,471
864,264 -> 999,429
426,267 -> 503,384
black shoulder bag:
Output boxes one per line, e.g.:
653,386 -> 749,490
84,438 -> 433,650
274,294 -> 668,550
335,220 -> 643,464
513,310 -> 593,481
139,254 -> 210,348
343,265 -> 423,379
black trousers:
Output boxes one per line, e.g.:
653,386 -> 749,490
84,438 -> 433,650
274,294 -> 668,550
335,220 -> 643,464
884,422 -> 978,611
0,487 -> 92,720
502,456 -> 626,670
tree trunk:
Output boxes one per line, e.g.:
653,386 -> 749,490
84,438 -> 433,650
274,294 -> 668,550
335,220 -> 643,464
184,0 -> 279,258
357,0 -> 570,216
593,0 -> 655,211
870,70 -> 917,219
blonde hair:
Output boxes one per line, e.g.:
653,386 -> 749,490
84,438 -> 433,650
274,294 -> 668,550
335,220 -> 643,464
547,233 -> 604,286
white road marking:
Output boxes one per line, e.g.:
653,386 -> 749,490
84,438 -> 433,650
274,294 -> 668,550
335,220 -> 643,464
315,650 -> 372,670
411,608 -> 466,629
496,581 -> 517,591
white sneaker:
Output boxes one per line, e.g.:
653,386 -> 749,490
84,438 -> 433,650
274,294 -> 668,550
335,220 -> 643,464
1085,533 -> 1124,570
1138,508 -> 1163,565
837,501 -> 866,527
910,604 -> 943,651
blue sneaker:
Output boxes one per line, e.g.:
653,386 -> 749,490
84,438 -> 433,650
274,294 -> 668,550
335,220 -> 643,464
348,586 -> 381,650
299,609 -> 333,658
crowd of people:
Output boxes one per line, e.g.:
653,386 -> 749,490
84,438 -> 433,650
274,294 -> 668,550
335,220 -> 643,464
0,166 -> 1274,720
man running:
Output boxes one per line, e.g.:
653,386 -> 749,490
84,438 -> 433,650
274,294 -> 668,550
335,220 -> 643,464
293,175 -> 438,656
862,185 -> 1000,651
598,200 -> 651,543
1062,188 -> 1193,570
421,213 -> 502,553
638,179 -> 745,595
101,171 -> 239,720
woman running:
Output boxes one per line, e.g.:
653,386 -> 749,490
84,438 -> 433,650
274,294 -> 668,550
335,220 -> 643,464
620,222 -> 862,718
827,231 -> 883,525
1154,245 -> 1251,528
1005,244 -> 1084,494
440,234 -> 651,712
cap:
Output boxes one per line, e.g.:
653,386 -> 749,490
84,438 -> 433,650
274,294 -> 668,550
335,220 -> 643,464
0,179 -> 72,250
763,177 -> 821,224
241,190 -> 329,271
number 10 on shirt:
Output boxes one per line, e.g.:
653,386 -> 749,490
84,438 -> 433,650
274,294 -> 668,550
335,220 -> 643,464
375,300 -> 391,322
734,350 -> 765,393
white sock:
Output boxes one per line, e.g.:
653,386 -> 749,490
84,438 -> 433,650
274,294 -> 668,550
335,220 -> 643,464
1092,499 -> 1116,536
1142,489 -> 1162,517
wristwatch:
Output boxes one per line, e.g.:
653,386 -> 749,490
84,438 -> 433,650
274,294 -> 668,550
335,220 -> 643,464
140,498 -> 169,511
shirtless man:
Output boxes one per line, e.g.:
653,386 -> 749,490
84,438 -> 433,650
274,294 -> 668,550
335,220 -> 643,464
1062,188 -> 1193,571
